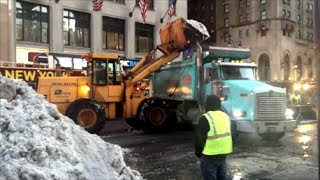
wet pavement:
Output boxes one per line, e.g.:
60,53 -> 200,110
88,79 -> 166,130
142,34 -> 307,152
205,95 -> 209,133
101,121 -> 319,180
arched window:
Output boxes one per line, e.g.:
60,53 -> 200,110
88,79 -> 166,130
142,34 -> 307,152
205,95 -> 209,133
296,57 -> 302,80
307,58 -> 313,79
283,54 -> 290,80
258,54 -> 271,81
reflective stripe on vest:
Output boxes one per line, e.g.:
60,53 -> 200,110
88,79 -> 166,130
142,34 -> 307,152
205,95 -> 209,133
202,111 -> 233,155
206,112 -> 231,140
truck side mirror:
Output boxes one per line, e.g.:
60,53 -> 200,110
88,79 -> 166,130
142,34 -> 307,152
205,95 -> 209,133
204,68 -> 210,83
204,67 -> 218,83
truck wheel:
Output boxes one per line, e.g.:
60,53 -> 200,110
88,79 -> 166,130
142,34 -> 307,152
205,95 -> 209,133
259,132 -> 285,141
139,98 -> 176,133
65,99 -> 106,134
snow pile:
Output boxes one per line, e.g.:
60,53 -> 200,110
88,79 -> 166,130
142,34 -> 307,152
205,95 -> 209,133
186,19 -> 210,39
0,77 -> 143,180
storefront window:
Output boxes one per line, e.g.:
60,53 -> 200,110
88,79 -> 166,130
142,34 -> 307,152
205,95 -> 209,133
135,23 -> 154,53
63,10 -> 90,47
16,1 -> 49,43
103,17 -> 125,51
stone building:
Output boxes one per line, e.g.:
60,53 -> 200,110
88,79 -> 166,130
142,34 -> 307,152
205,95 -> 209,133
215,0 -> 316,82
187,0 -> 216,46
0,0 -> 187,68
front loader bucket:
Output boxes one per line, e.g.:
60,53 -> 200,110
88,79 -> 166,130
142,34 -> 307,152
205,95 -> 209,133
159,18 -> 209,53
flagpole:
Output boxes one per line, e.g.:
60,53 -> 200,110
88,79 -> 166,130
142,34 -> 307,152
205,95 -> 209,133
129,4 -> 136,17
160,8 -> 170,23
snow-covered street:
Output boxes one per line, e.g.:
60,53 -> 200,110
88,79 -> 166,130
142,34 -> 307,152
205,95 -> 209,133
102,122 -> 319,180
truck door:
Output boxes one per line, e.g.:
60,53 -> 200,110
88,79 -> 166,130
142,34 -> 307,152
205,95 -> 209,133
204,67 -> 219,96
205,66 -> 231,113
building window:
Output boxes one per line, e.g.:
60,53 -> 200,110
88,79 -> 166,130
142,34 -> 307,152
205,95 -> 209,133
246,0 -> 250,6
201,4 -> 205,10
210,3 -> 214,10
306,3 -> 313,12
107,0 -> 125,3
136,0 -> 154,10
224,18 -> 229,27
135,23 -> 154,53
261,0 -> 266,4
246,29 -> 250,37
16,1 -> 49,43
223,32 -> 229,42
246,13 -> 250,21
239,15 -> 244,23
307,58 -> 313,78
261,10 -> 267,20
283,55 -> 290,80
63,10 -> 90,47
239,0 -> 244,8
224,4 -> 229,13
210,16 -> 214,23
297,30 -> 302,39
307,32 -> 313,41
103,17 -> 125,51
239,30 -> 243,38
283,0 -> 290,5
307,18 -> 313,27
287,11 -> 290,19
296,57 -> 302,80
309,4 -> 313,11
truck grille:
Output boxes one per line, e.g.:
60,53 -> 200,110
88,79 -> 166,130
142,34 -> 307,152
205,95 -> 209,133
256,94 -> 286,121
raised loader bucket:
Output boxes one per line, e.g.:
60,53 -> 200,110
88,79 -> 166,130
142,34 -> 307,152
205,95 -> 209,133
159,18 -> 209,54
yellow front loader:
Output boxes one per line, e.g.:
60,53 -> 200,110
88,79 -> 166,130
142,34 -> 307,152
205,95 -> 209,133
37,18 -> 208,133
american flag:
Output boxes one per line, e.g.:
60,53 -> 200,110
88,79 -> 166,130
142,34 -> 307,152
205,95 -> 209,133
92,0 -> 103,12
139,0 -> 148,23
168,0 -> 177,20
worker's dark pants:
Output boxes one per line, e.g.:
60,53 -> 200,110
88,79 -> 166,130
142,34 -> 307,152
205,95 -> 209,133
201,157 -> 228,180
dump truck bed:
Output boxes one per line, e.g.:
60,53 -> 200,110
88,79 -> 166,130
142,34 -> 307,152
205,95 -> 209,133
152,58 -> 198,101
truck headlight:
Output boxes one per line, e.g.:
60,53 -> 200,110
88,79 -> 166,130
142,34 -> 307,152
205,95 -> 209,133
286,108 -> 294,119
233,110 -> 246,118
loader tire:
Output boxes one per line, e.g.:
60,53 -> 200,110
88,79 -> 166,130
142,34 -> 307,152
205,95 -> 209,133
65,99 -> 106,134
139,98 -> 176,133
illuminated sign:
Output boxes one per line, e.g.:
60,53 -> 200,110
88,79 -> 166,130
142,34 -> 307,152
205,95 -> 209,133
120,59 -> 139,68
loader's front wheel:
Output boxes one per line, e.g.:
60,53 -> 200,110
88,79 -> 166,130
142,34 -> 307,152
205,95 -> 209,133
139,98 -> 177,133
65,99 -> 106,134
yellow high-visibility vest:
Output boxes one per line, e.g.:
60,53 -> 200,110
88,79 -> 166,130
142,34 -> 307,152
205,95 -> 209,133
202,111 -> 233,155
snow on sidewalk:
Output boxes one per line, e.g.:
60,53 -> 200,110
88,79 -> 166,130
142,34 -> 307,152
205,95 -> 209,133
0,77 -> 143,180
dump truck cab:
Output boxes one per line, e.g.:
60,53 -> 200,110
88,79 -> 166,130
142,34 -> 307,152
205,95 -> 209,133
203,47 -> 297,140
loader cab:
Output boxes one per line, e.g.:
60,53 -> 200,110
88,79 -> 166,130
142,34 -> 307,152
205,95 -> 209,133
85,53 -> 122,86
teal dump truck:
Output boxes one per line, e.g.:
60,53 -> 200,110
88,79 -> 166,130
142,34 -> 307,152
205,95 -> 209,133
138,46 -> 296,141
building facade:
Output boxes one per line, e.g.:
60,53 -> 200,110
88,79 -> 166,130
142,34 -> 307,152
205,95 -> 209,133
215,0 -> 316,83
0,0 -> 187,69
187,0 -> 216,46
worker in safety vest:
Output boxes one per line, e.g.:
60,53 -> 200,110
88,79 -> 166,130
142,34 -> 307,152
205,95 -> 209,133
195,95 -> 233,180
289,90 -> 301,105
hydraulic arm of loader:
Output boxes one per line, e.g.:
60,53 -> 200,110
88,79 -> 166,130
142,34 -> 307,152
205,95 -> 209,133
124,18 -> 208,87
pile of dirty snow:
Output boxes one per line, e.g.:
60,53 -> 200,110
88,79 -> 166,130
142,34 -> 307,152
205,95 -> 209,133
0,77 -> 142,180
186,19 -> 210,39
